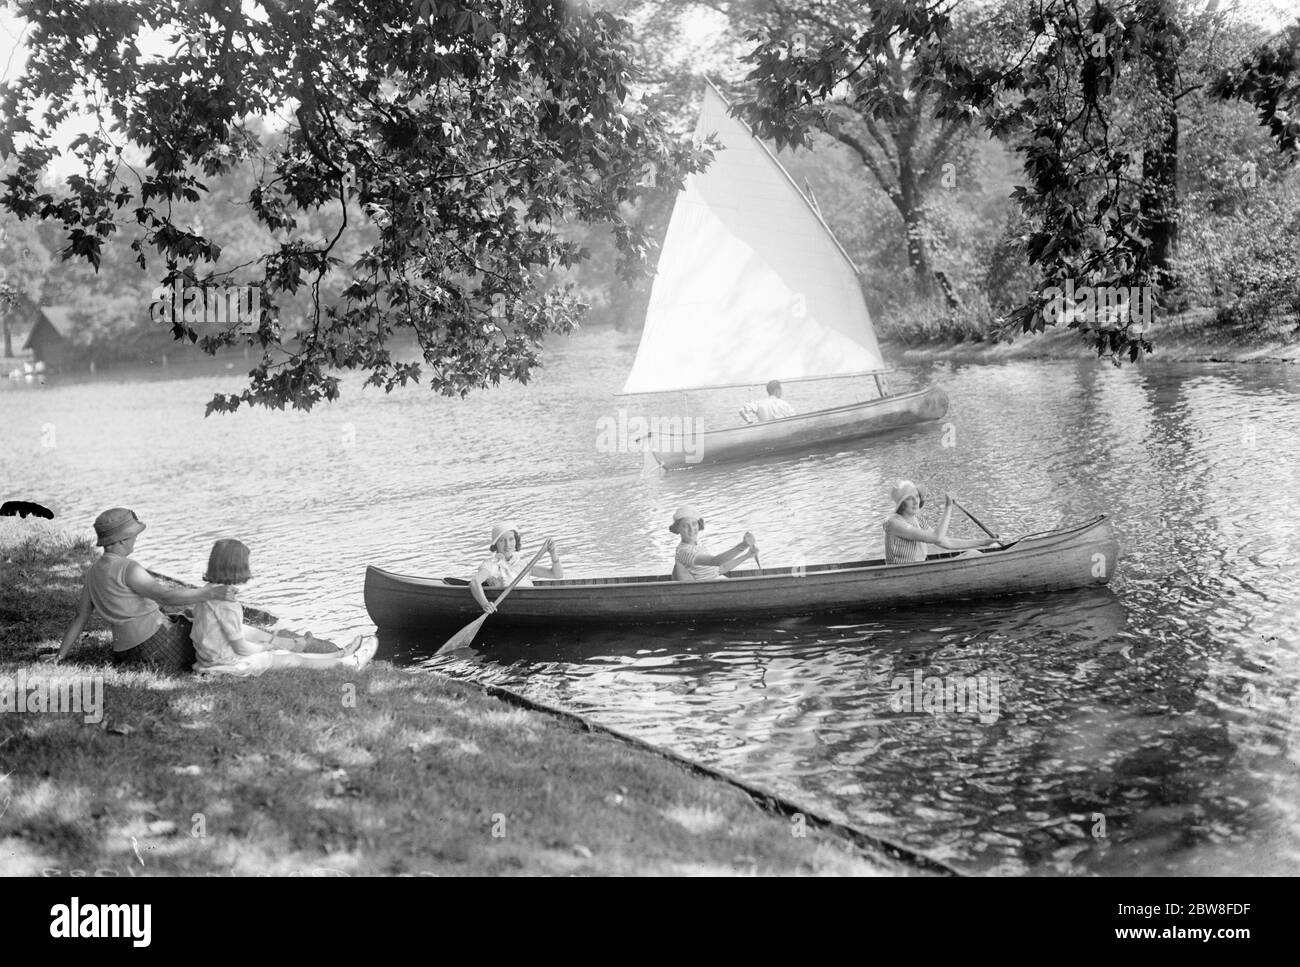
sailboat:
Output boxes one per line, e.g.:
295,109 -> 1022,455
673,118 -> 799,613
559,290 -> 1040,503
621,81 -> 948,469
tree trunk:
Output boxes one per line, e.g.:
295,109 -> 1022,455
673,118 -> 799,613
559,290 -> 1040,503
2,317 -> 12,358
895,161 -> 933,295
1141,0 -> 1181,286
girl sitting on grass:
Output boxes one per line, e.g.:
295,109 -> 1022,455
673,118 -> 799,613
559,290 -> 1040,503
191,539 -> 376,676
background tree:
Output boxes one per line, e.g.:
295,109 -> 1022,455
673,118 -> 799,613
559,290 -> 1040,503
739,0 -> 1300,362
0,184 -> 52,358
0,0 -> 703,412
621,0 -> 1016,298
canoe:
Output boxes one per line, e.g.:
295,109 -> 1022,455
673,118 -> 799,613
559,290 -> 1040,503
364,516 -> 1118,635
651,384 -> 949,469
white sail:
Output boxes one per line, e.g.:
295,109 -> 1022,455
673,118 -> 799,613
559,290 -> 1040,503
621,82 -> 885,396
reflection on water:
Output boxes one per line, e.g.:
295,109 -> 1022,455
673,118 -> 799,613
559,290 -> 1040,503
3,331 -> 1299,874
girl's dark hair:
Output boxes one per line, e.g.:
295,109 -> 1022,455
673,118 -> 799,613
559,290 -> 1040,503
669,518 -> 705,535
204,538 -> 251,585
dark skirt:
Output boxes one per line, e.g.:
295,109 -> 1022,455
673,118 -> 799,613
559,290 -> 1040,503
112,615 -> 196,673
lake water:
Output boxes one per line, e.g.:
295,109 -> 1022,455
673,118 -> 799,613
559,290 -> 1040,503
3,328 -> 1299,875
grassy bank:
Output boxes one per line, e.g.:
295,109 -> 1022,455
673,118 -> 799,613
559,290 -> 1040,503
0,518 -> 909,876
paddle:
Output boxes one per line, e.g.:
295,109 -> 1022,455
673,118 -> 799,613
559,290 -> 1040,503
436,541 -> 551,654
742,528 -> 761,573
951,500 -> 1003,547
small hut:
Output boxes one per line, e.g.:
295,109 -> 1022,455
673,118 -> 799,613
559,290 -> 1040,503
23,306 -> 73,366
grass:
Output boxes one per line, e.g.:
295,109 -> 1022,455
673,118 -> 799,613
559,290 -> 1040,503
1,518 -> 909,876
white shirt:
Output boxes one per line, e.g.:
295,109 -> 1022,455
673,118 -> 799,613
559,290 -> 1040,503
190,593 -> 274,676
742,396 -> 796,422
476,552 -> 534,588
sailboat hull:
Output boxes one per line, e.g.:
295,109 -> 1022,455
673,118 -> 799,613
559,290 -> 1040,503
650,384 -> 948,468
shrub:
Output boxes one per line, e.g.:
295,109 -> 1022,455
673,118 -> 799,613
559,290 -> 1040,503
876,293 -> 999,344
1177,175 -> 1300,333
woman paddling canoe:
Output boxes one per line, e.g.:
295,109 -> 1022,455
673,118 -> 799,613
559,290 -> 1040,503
882,481 -> 999,564
470,521 -> 562,614
670,504 -> 758,580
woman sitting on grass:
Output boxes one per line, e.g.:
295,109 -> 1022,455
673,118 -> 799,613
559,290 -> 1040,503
55,507 -> 234,671
669,504 -> 758,581
882,481 -> 999,564
190,539 -> 375,676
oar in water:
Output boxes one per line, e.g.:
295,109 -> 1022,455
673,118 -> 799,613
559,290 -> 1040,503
436,541 -> 551,654
952,500 -> 1003,547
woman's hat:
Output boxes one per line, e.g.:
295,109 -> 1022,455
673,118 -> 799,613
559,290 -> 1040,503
489,521 -> 520,549
889,481 -> 920,508
669,504 -> 704,533
672,504 -> 702,524
94,507 -> 146,546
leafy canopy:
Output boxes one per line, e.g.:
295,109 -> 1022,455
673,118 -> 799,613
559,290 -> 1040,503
1,0 -> 704,412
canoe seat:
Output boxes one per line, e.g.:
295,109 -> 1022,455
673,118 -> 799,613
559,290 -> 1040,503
444,577 -> 470,586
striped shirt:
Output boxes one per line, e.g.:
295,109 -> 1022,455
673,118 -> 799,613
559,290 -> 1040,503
883,515 -> 929,564
674,543 -> 721,581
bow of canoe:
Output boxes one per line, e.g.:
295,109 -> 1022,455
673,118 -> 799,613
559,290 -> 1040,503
364,516 -> 1118,634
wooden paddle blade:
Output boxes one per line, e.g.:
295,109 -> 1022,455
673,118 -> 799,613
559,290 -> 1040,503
437,613 -> 487,654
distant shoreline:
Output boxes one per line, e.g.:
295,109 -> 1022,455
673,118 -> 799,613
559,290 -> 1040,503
882,311 -> 1300,366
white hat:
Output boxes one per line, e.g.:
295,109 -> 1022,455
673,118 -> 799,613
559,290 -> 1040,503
889,480 -> 920,508
670,504 -> 704,534
672,504 -> 701,524
489,521 -> 520,549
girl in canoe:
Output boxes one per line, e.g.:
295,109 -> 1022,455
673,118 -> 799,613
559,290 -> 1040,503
669,504 -> 758,580
191,539 -> 376,675
471,521 -> 563,614
883,481 -> 999,564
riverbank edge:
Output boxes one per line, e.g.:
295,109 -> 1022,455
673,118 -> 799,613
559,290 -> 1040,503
0,519 -> 932,876
881,312 -> 1300,366
476,680 -> 958,876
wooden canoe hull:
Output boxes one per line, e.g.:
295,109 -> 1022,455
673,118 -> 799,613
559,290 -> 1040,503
651,384 -> 948,469
364,516 -> 1118,635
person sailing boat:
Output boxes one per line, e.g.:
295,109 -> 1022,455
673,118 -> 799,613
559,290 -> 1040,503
617,81 -> 946,468
739,380 -> 796,423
